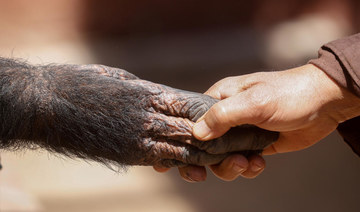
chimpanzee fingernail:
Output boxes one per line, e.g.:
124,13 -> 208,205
193,120 -> 211,139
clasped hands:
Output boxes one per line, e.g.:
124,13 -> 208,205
152,64 -> 360,182
60,63 -> 359,182
3,59 -> 360,182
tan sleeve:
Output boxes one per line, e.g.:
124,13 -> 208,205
309,33 -> 360,97
309,33 -> 360,156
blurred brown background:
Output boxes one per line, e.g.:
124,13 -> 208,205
0,0 -> 360,211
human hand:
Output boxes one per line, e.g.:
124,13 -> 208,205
173,64 -> 360,181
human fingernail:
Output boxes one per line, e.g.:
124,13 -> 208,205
193,120 -> 211,139
185,172 -> 203,183
251,162 -> 263,172
184,176 -> 195,183
232,163 -> 245,173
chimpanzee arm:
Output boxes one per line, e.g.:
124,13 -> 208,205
0,58 -> 278,169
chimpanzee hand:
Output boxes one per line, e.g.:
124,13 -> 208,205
0,59 -> 278,169
65,64 -> 278,167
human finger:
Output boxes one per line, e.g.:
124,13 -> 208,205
145,113 -> 194,143
153,166 -> 170,173
238,154 -> 266,179
209,154 -> 249,181
262,122 -> 337,155
178,165 -> 207,182
204,76 -> 246,100
145,138 -> 227,168
190,125 -> 278,154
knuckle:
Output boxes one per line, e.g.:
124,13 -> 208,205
212,77 -> 231,89
185,148 -> 225,166
196,139 -> 221,154
205,77 -> 235,95
249,92 -> 268,109
220,76 -> 237,84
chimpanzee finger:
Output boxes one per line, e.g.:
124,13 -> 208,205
155,159 -> 187,168
146,113 -> 278,156
144,138 -> 228,167
148,85 -> 217,122
144,113 -> 193,143
190,125 -> 279,154
171,91 -> 217,121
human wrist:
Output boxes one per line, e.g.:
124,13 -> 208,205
307,64 -> 360,123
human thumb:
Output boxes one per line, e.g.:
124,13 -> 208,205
193,96 -> 240,141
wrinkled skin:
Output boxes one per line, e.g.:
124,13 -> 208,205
0,59 -> 278,169
71,65 -> 279,167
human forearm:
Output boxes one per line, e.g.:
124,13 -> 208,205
308,33 -> 360,122
302,64 -> 360,124
309,33 -> 360,156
